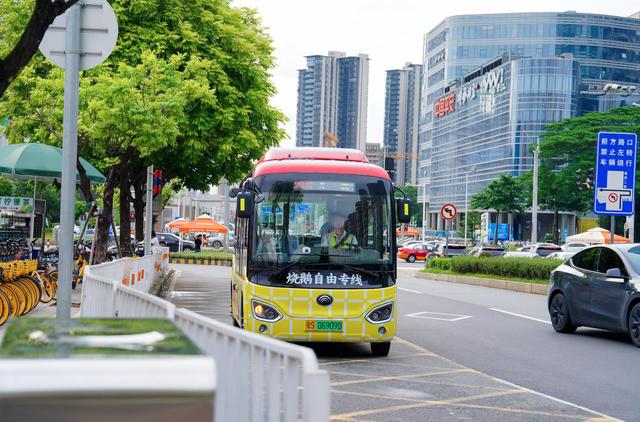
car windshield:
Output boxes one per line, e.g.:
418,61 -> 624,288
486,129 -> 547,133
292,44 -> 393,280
252,173 -> 393,267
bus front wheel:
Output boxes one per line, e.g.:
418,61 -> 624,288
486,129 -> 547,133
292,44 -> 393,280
371,342 -> 391,357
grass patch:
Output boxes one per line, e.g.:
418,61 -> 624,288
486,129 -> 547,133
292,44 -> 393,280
422,267 -> 549,285
170,249 -> 233,260
0,318 -> 200,357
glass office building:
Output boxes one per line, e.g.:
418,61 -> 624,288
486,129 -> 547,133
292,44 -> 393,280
420,12 -> 640,234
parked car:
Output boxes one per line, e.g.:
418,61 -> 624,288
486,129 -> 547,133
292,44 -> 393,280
508,244 -> 562,258
431,243 -> 467,258
397,243 -> 433,262
548,244 -> 640,347
545,251 -> 575,260
467,246 -> 505,257
207,231 -> 236,249
504,251 -> 539,258
562,242 -> 588,253
157,232 -> 195,252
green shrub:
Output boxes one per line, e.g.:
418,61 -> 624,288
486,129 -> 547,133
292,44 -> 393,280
428,256 -> 562,280
170,250 -> 233,260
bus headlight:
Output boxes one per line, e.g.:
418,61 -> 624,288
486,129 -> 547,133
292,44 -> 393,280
251,300 -> 282,322
366,302 -> 394,324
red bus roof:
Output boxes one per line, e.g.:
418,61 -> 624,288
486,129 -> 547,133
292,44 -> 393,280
254,148 -> 389,179
261,147 -> 369,163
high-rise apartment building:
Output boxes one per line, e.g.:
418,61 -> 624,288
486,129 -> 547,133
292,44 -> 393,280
383,63 -> 423,185
418,12 -> 640,234
296,52 -> 369,150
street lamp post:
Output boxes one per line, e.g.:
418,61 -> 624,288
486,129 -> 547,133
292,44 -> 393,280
464,166 -> 476,246
532,140 -> 540,243
422,183 -> 427,241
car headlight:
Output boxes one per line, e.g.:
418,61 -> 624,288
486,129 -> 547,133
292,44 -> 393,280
251,299 -> 282,322
366,302 -> 394,324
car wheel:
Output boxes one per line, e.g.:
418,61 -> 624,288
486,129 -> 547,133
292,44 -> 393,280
628,303 -> 640,347
549,293 -> 576,334
371,342 -> 391,357
406,255 -> 416,263
212,240 -> 222,249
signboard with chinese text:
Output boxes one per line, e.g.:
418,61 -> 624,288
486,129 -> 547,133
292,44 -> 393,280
594,132 -> 637,216
434,94 -> 455,118
0,197 -> 33,213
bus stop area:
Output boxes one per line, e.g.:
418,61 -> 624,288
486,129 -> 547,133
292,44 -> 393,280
169,263 -> 608,421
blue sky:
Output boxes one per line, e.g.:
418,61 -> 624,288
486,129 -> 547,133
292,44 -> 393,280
232,1 -> 639,146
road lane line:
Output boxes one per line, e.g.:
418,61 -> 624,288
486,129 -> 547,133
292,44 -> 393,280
396,337 -> 621,421
398,287 -> 423,294
493,378 -> 622,422
489,308 -> 551,325
405,311 -> 472,322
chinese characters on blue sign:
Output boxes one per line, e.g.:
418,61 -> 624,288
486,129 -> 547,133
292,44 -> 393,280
594,132 -> 637,216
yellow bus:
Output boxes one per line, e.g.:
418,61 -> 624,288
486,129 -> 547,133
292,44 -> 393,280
230,148 -> 411,356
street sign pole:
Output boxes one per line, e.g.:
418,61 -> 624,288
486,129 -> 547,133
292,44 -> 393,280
144,165 -> 153,255
40,0 -> 118,319
56,4 -> 81,319
611,216 -> 615,244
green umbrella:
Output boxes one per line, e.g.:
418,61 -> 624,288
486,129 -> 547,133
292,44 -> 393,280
0,143 -> 105,242
0,143 -> 105,183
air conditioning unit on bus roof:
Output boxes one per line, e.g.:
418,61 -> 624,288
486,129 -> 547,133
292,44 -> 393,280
262,147 -> 369,163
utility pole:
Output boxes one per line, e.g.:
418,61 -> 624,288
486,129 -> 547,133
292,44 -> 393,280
422,183 -> 427,241
464,173 -> 469,246
532,141 -> 540,244
222,180 -> 230,251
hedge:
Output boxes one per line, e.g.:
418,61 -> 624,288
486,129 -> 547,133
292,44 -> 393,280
426,256 -> 563,281
170,250 -> 233,260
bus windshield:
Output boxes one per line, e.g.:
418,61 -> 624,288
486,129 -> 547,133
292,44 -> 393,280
252,173 -> 393,270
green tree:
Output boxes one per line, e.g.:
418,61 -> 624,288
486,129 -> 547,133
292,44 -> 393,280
0,0 -> 80,98
1,0 -> 285,261
471,175 -> 524,244
538,106 -> 640,241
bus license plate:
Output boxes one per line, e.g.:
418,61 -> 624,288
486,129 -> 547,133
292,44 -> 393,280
305,320 -> 343,332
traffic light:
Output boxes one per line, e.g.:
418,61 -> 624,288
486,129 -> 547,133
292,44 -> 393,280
384,157 -> 395,180
153,169 -> 163,197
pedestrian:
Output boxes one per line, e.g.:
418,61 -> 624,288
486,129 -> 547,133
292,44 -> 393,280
194,234 -> 202,253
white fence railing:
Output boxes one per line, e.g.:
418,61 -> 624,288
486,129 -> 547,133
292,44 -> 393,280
80,251 -> 329,422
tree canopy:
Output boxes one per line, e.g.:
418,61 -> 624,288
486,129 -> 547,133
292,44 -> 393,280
0,0 -> 286,261
471,174 -> 524,243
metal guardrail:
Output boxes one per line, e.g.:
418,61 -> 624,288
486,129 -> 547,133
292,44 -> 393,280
80,250 -> 329,422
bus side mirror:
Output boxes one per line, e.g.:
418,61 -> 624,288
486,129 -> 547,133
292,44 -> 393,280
236,191 -> 254,219
397,198 -> 411,224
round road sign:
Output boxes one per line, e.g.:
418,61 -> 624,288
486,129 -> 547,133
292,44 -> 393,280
39,0 -> 118,71
440,203 -> 457,221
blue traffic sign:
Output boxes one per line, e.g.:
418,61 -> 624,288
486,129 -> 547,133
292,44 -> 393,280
594,132 -> 637,216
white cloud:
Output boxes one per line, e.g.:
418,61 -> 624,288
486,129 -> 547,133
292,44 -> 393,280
232,1 -> 639,146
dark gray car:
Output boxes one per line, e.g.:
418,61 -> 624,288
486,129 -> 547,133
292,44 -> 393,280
548,244 -> 640,347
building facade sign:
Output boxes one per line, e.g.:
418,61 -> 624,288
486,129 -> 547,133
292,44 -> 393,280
0,197 -> 33,213
457,67 -> 506,108
434,94 -> 456,118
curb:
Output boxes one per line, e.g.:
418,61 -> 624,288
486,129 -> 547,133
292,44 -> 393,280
169,257 -> 232,267
415,271 -> 549,295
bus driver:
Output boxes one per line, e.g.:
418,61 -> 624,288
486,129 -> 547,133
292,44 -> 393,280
321,212 -> 358,251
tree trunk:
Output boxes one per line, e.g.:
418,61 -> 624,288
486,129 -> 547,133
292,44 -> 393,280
119,172 -> 131,254
132,175 -> 146,241
93,169 -> 116,263
492,212 -> 500,245
552,209 -> 559,244
76,160 -> 94,202
0,0 -> 79,98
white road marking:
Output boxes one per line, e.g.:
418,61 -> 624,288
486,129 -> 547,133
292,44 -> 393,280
489,308 -> 551,325
493,378 -> 622,422
404,311 -> 472,322
398,287 -> 423,294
